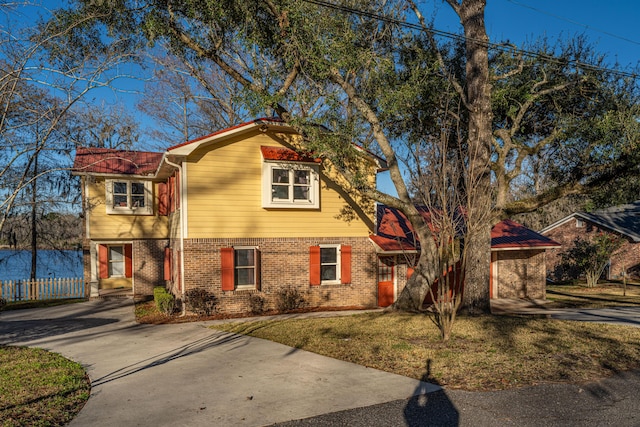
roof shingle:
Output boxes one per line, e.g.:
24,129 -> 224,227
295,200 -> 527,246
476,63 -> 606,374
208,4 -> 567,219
73,147 -> 163,176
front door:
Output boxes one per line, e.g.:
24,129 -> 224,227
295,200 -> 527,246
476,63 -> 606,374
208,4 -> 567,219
377,257 -> 395,307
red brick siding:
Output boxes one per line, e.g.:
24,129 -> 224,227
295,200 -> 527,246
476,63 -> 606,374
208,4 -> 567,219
543,218 -> 637,280
493,249 -> 546,299
179,237 -> 377,314
132,239 -> 169,296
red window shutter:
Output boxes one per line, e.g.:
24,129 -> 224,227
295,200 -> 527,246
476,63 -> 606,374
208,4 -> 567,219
309,246 -> 321,286
158,182 -> 168,216
341,245 -> 352,284
124,244 -> 133,278
175,172 -> 180,210
164,247 -> 172,281
98,244 -> 108,279
221,247 -> 235,291
169,175 -> 175,213
255,248 -> 261,291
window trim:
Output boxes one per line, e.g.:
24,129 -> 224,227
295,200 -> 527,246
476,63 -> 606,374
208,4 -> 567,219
576,218 -> 585,228
221,246 -> 261,291
108,245 -> 125,278
262,162 -> 320,209
234,246 -> 259,290
319,244 -> 341,285
105,179 -> 153,215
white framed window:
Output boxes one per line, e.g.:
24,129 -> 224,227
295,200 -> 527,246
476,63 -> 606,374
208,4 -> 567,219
262,162 -> 319,209
234,246 -> 258,289
105,179 -> 153,215
108,245 -> 125,277
320,244 -> 341,284
576,219 -> 585,228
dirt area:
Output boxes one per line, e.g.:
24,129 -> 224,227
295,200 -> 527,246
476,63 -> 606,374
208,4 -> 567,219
134,300 -> 372,324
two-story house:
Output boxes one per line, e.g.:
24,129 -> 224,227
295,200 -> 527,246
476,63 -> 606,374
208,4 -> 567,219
73,119 -> 385,314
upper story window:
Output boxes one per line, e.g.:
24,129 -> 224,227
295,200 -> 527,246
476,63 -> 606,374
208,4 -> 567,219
105,179 -> 153,215
262,162 -> 320,209
576,219 -> 585,228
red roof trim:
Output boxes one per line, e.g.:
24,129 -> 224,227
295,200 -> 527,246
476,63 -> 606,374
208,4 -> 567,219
73,147 -> 163,176
260,146 -> 321,163
374,205 -> 560,253
491,219 -> 561,249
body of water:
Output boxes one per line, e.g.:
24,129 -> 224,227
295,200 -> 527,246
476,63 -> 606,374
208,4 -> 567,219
0,250 -> 84,281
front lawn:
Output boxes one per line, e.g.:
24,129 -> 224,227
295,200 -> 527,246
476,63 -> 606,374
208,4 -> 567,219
212,312 -> 640,391
0,346 -> 90,426
547,282 -> 640,308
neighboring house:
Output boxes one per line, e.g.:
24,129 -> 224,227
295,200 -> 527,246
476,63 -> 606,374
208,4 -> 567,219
540,201 -> 640,280
369,206 -> 561,305
73,118 -> 387,314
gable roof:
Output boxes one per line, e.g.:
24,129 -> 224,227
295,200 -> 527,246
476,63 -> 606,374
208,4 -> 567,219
370,205 -> 560,253
72,147 -> 163,176
168,118 -> 287,155
539,200 -> 640,242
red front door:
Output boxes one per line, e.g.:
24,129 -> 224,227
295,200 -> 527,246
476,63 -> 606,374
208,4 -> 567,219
378,257 -> 395,307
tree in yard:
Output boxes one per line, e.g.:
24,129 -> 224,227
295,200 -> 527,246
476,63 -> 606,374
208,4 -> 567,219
49,0 -> 640,317
559,234 -> 624,288
138,55 -> 250,146
0,3 -> 142,279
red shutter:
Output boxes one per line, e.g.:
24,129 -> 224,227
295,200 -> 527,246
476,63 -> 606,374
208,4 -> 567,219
174,172 -> 180,210
310,246 -> 321,286
98,244 -> 108,279
169,175 -> 175,213
164,247 -> 172,281
255,248 -> 261,291
158,182 -> 168,216
341,245 -> 352,284
124,244 -> 133,278
221,247 -> 235,291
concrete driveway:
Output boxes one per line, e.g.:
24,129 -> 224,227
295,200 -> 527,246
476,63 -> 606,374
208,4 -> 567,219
0,299 -> 437,426
491,299 -> 640,327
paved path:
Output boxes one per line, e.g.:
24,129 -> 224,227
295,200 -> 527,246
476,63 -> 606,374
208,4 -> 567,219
491,299 -> 640,327
0,300 -> 436,426
2,300 -> 640,426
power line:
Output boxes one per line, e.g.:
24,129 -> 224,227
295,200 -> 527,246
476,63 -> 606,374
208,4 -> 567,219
302,0 -> 639,80
507,0 -> 640,47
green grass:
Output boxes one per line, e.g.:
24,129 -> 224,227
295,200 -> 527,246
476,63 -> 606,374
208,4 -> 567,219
212,312 -> 640,391
547,282 -> 640,308
0,346 -> 90,427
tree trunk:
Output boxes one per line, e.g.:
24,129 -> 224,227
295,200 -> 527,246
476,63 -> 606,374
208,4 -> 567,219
30,153 -> 38,282
458,0 -> 492,314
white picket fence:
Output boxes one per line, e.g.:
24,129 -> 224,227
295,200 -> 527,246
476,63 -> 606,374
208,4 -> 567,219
0,277 -> 85,301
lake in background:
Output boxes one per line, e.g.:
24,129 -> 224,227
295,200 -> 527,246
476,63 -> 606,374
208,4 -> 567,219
0,250 -> 84,281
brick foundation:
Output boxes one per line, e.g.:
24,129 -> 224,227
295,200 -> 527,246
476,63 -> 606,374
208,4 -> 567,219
132,239 -> 169,296
493,249 -> 546,299
177,236 -> 377,314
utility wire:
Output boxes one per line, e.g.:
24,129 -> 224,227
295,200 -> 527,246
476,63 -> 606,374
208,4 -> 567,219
302,0 -> 639,80
507,0 -> 640,47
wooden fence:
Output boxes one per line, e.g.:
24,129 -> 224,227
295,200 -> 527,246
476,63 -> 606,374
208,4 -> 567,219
0,278 -> 85,301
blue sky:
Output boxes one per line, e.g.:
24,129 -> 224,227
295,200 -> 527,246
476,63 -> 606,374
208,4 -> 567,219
8,1 -> 640,194
377,0 -> 640,195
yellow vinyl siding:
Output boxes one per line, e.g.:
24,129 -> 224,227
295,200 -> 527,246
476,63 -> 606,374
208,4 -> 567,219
86,179 -> 169,239
185,131 -> 375,238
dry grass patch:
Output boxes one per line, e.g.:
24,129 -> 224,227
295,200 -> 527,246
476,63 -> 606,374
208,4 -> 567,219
212,312 -> 640,391
0,346 -> 90,426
